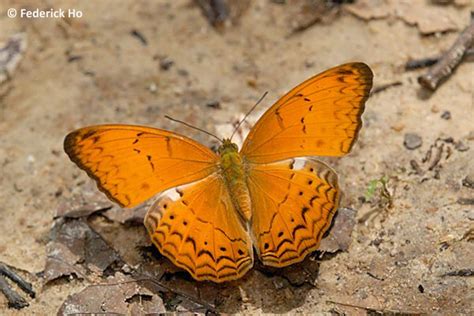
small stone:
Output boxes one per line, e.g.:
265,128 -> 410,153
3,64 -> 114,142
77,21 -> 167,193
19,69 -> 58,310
272,276 -> 287,290
431,105 -> 440,113
455,141 -> 469,152
121,264 -> 132,274
404,133 -> 422,150
462,175 -> 474,189
148,82 -> 157,93
391,123 -> 405,132
159,57 -> 174,70
246,78 -> 257,88
206,100 -> 221,109
467,131 -> 474,140
177,69 -> 188,76
441,111 -> 451,120
304,60 -> 315,68
467,210 -> 474,221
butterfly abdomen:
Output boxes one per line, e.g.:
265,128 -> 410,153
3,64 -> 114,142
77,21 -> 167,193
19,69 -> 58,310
219,141 -> 252,221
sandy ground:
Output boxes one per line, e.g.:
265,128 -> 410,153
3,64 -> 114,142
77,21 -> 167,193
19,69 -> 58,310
0,0 -> 473,314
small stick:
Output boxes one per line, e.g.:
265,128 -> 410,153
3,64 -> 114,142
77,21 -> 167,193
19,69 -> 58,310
441,269 -> 474,277
405,49 -> 474,70
0,263 -> 35,298
326,300 -> 423,315
0,276 -> 28,309
410,159 -> 423,175
418,12 -> 474,90
371,81 -> 402,95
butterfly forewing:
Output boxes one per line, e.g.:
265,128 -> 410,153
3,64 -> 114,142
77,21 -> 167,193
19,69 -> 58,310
240,63 -> 373,163
64,125 -> 219,208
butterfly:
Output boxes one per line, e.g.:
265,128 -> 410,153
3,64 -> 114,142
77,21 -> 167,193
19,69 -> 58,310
64,63 -> 373,283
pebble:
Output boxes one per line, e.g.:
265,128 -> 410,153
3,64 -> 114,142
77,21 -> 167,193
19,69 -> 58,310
159,57 -> 174,70
391,123 -> 405,132
467,210 -> 474,221
404,133 -> 422,150
441,111 -> 451,120
462,175 -> 474,189
272,276 -> 287,290
206,100 -> 221,109
455,141 -> 469,152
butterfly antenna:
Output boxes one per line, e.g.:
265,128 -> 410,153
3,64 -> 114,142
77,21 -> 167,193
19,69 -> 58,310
230,91 -> 268,141
165,115 -> 223,143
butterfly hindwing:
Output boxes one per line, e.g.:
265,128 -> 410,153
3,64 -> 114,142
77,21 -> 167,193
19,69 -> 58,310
145,174 -> 254,282
241,63 -> 373,163
64,125 -> 219,208
247,157 -> 339,267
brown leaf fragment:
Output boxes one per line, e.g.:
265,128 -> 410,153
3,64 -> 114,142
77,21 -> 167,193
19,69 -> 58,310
255,257 -> 320,287
44,218 -> 122,283
157,275 -> 218,311
0,33 -> 27,84
284,0 -> 351,34
319,207 -> 357,253
57,274 -> 166,315
55,187 -> 112,219
345,0 -> 391,20
345,0 -> 463,34
102,202 -> 150,225
194,0 -> 250,28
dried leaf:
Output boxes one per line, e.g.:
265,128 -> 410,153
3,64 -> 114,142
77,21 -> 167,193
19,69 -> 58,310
44,218 -> 122,283
319,207 -> 356,253
102,202 -> 150,225
57,274 -> 166,315
0,33 -> 27,84
55,183 -> 112,219
345,0 -> 462,34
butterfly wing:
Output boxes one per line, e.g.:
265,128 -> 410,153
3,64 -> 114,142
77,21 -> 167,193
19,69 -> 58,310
64,125 -> 219,208
247,158 -> 339,267
240,63 -> 373,163
145,174 -> 254,282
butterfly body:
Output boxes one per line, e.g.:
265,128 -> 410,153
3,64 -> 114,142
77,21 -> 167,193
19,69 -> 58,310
64,63 -> 373,282
218,139 -> 252,221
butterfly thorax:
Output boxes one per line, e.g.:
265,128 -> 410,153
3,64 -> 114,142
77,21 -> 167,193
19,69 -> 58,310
218,139 -> 252,221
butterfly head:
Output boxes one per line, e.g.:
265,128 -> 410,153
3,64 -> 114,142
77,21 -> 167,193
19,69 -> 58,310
218,138 -> 239,156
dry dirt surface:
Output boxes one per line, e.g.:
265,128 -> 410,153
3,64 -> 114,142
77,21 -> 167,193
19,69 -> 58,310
0,0 -> 473,315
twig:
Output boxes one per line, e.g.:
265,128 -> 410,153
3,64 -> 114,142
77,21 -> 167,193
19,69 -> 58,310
326,300 -> 424,315
371,81 -> 402,95
405,49 -> 474,70
0,263 -> 35,298
130,29 -> 147,46
0,276 -> 28,309
441,269 -> 474,277
0,263 -> 35,309
457,198 -> 474,205
410,159 -> 423,175
428,143 -> 444,171
418,12 -> 474,90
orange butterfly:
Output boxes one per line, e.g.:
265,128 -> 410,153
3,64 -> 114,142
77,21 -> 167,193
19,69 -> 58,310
64,63 -> 373,282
